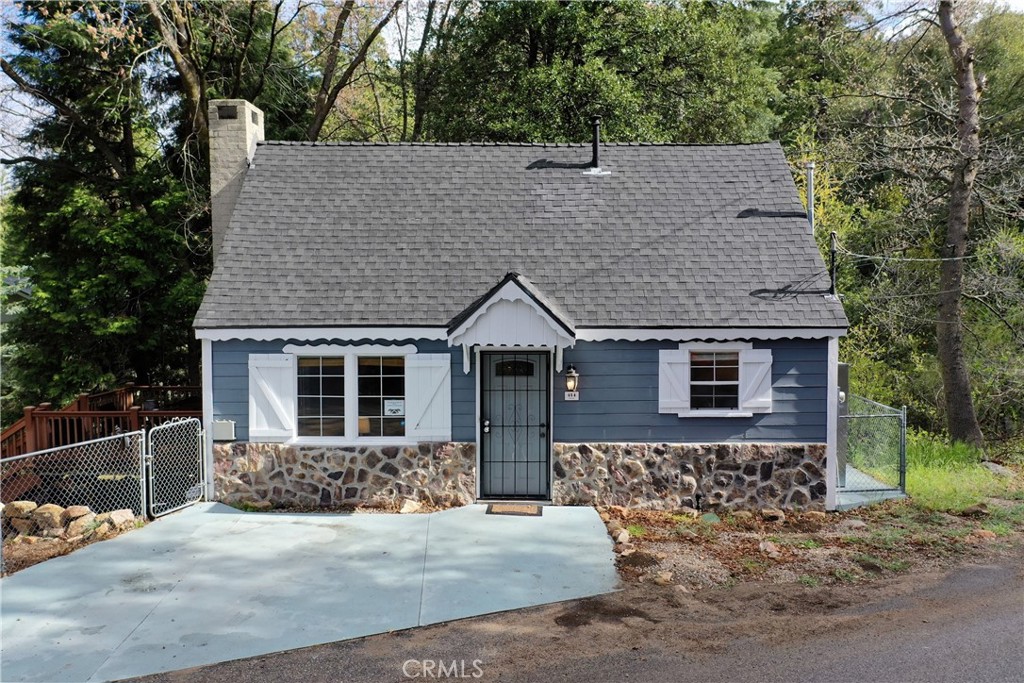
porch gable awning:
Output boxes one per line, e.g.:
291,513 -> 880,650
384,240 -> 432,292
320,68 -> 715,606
447,273 -> 576,371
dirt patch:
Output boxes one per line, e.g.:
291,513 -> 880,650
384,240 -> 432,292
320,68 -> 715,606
2,522 -> 144,576
602,498 -> 1024,590
553,598 -> 657,628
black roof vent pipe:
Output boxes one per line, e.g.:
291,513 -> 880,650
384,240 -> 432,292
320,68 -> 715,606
583,115 -> 610,176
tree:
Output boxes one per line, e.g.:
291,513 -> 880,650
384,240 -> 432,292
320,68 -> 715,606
417,0 -> 780,143
935,0 -> 984,447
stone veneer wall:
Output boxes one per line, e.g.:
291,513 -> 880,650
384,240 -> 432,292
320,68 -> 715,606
214,442 -> 826,511
552,443 -> 827,511
213,442 -> 476,507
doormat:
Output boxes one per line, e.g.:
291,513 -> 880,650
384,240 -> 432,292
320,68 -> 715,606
486,504 -> 542,517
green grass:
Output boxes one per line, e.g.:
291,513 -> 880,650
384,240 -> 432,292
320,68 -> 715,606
903,430 -> 1012,512
626,524 -> 647,538
797,574 -> 821,587
832,568 -> 858,583
795,538 -> 823,549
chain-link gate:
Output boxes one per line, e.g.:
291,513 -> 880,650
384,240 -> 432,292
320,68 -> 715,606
146,418 -> 205,518
837,394 -> 906,500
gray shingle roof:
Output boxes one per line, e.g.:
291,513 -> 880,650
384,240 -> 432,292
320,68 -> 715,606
194,141 -> 848,330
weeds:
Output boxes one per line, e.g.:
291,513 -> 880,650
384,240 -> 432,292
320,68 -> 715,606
797,574 -> 820,587
626,524 -> 647,538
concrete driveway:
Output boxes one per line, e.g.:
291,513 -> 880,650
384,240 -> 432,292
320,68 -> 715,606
0,503 -> 618,682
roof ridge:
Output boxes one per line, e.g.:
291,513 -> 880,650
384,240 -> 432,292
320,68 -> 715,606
255,140 -> 780,148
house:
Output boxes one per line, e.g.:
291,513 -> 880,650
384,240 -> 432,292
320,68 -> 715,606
195,99 -> 848,512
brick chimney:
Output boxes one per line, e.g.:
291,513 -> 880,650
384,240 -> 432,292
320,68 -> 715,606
209,99 -> 264,259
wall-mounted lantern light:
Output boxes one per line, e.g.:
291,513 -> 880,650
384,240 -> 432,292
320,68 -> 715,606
565,365 -> 580,392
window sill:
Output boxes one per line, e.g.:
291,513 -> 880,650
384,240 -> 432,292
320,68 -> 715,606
287,437 -> 419,448
676,410 -> 754,418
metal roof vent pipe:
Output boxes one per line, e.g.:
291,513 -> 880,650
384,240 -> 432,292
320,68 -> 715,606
583,115 -> 611,176
805,161 -> 815,235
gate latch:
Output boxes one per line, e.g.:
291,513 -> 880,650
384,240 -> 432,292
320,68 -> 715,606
482,419 -> 491,434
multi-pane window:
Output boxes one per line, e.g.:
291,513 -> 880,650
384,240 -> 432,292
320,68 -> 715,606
297,357 -> 345,436
689,351 -> 739,410
358,356 -> 405,437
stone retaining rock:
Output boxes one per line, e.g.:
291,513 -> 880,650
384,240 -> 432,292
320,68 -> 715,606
31,504 -> 65,530
61,506 -> 93,523
3,501 -> 38,519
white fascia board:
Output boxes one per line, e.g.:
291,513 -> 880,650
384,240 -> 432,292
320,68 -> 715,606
282,343 -> 418,355
195,327 -> 447,342
575,327 -> 848,342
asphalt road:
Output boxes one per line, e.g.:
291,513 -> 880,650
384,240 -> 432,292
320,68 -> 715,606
128,550 -> 1024,683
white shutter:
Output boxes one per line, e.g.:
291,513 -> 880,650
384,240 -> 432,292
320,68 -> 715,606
405,353 -> 452,441
658,349 -> 691,414
739,348 -> 773,413
248,354 -> 296,441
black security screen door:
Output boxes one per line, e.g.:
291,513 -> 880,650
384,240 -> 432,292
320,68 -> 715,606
480,352 -> 551,499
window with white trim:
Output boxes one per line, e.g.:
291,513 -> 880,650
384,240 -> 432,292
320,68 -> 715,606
658,342 -> 773,417
689,351 -> 739,410
357,356 -> 405,437
297,357 -> 345,436
247,347 -> 451,444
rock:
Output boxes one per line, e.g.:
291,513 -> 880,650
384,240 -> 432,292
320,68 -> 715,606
761,508 -> 786,523
39,527 -> 64,538
249,500 -> 273,511
839,519 -> 868,531
613,528 -> 631,545
107,509 -> 135,529
619,547 -> 636,557
655,552 -> 668,561
805,511 -> 827,521
86,521 -> 112,539
400,498 -> 422,514
31,504 -> 65,529
607,520 -> 624,534
759,540 -> 782,559
3,501 -> 38,519
732,511 -> 754,521
676,506 -> 699,519
672,584 -> 691,595
961,503 -> 989,517
653,571 -> 674,586
982,461 -> 1015,478
61,505 -> 93,523
66,512 -> 97,538
599,511 -> 611,522
10,518 -> 36,534
700,512 -> 721,524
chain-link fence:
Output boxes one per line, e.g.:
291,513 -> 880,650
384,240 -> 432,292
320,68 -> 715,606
838,394 -> 906,494
146,418 -> 204,518
0,430 -> 146,517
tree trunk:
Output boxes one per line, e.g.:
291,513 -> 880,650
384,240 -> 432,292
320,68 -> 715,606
936,0 -> 984,447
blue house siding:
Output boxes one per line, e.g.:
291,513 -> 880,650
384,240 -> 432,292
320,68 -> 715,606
211,337 -> 827,444
554,339 -> 828,443
211,338 -> 473,441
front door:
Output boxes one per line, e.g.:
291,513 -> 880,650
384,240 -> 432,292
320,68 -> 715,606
480,351 -> 550,499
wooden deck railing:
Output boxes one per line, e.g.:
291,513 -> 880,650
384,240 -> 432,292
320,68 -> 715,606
1,386 -> 202,459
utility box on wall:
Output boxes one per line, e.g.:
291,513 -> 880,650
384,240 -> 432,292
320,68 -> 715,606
212,419 -> 236,442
